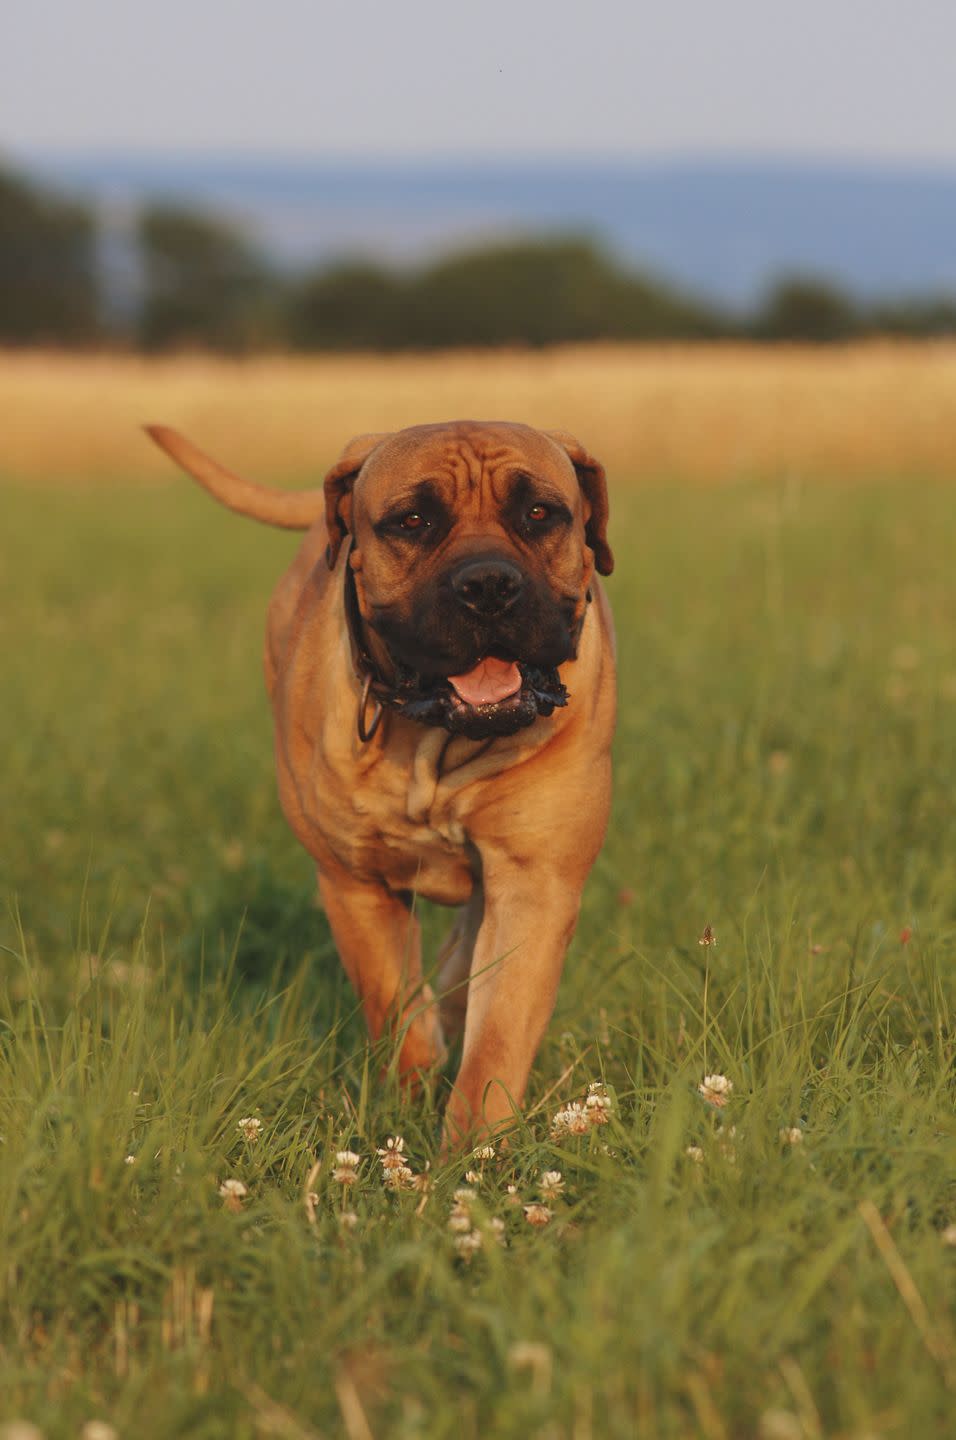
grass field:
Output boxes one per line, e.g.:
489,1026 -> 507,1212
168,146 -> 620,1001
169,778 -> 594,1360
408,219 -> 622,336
1,348 -> 955,1438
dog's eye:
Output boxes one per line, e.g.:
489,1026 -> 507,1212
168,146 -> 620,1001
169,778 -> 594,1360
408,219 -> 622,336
399,511 -> 428,531
527,504 -> 550,523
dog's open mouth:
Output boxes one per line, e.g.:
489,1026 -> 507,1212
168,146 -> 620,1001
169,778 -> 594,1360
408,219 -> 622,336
374,655 -> 569,739
448,656 -> 522,707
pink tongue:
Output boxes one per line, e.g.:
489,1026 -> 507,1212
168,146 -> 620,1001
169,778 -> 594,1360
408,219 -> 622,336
448,657 -> 522,707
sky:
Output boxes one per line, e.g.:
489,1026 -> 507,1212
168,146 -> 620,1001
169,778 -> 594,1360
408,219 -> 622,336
3,0 -> 956,164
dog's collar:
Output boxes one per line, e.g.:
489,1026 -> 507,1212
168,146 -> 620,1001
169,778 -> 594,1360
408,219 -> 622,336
342,552 -> 388,742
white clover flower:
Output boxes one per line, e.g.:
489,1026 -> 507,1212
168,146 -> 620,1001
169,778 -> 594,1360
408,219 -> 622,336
376,1137 -> 418,1189
1,1423 -> 45,1440
549,1105 -> 571,1135
409,1168 -> 431,1194
699,1074 -> 733,1108
717,1124 -> 737,1163
488,1216 -> 507,1245
941,1223 -> 956,1247
219,1178 -> 247,1211
473,1144 -> 496,1161
585,1088 -> 613,1126
448,1184 -> 478,1234
81,1425 -> 119,1440
505,1184 -> 522,1206
237,1116 -> 263,1143
523,1202 -> 552,1227
539,1170 -> 564,1196
685,1145 -> 704,1164
779,1127 -> 803,1146
758,1410 -> 803,1440
383,1163 -> 415,1191
124,1154 -> 136,1166
550,1101 -> 589,1139
567,1102 -> 590,1133
464,1169 -> 481,1185
376,1136 -> 405,1168
448,1180 -> 488,1259
332,1152 -> 362,1186
338,1210 -> 359,1232
454,1229 -> 483,1260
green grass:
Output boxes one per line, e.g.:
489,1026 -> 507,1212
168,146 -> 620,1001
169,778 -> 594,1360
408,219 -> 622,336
1,473 -> 954,1438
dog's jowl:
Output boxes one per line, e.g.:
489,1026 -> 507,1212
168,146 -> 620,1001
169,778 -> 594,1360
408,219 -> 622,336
147,420 -> 615,1147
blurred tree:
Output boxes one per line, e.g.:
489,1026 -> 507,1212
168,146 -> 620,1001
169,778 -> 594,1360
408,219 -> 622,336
0,166 -> 100,343
286,236 -> 726,350
868,294 -> 956,338
405,236 -> 612,347
599,268 -> 728,342
404,236 -> 725,347
7,158 -> 956,351
285,260 -> 403,349
137,204 -> 281,351
754,275 -> 860,342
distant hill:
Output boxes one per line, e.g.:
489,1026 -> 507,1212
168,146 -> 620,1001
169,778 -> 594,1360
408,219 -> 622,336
18,152 -> 956,308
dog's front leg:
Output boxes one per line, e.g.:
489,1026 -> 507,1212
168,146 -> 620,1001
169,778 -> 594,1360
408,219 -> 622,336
316,865 -> 446,1082
441,855 -> 582,1148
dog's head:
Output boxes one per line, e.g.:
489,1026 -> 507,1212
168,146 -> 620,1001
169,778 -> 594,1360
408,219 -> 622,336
326,420 -> 613,739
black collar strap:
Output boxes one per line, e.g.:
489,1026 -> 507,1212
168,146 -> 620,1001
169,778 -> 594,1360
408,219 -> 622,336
342,551 -> 387,742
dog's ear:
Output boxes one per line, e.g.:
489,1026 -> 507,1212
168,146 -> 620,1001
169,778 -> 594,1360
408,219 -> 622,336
546,430 -> 614,576
324,432 -> 391,568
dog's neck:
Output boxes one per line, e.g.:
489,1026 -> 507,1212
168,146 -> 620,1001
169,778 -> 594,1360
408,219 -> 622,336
342,551 -> 404,743
342,551 -> 397,687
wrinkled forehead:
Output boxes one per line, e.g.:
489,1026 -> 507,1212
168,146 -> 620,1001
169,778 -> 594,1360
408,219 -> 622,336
357,422 -> 581,508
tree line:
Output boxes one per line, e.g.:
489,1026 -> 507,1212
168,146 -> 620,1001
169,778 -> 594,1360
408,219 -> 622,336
3,163 -> 956,351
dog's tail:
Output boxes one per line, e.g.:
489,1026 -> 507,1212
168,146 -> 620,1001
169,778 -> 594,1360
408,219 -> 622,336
145,425 -> 325,530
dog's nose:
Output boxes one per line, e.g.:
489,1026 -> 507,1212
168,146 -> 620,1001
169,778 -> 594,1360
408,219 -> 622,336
451,558 -> 525,617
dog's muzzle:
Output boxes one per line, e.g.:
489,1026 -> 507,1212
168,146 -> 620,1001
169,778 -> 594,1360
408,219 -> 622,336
345,555 -> 570,741
376,662 -> 568,740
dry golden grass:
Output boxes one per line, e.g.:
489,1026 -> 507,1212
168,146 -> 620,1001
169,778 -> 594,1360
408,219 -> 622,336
3,342 -> 956,484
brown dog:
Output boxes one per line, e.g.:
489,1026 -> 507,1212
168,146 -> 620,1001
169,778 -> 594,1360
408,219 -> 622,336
146,420 -> 615,1146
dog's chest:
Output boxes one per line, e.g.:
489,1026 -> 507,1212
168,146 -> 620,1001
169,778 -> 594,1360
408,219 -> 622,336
309,731 -> 478,898
367,815 -> 472,904
345,728 -> 476,901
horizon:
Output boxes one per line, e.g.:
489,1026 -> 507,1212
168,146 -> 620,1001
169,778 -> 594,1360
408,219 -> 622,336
15,146 -> 956,177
